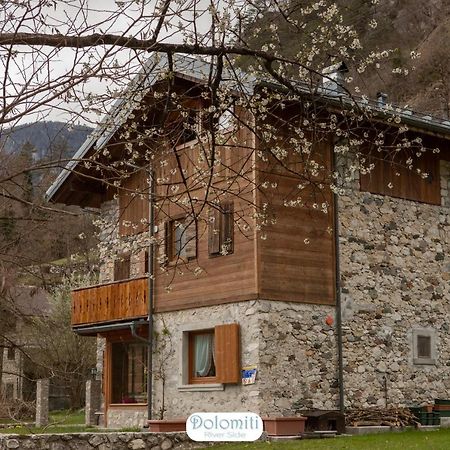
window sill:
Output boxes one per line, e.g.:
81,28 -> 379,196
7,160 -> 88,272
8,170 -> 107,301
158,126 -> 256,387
413,358 -> 436,365
178,384 -> 224,392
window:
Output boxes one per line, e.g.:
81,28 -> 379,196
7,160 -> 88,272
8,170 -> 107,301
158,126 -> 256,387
114,254 -> 130,281
189,330 -> 216,384
181,323 -> 240,388
4,383 -> 14,400
111,341 -> 147,404
7,347 -> 15,360
208,201 -> 234,256
412,328 -> 436,365
165,217 -> 196,261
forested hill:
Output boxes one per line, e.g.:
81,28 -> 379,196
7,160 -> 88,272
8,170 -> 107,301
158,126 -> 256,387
348,0 -> 450,117
242,0 -> 450,118
1,121 -> 92,160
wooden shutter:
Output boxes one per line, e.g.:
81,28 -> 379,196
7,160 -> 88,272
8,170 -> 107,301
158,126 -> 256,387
144,250 -> 149,274
184,217 -> 197,260
221,201 -> 234,255
164,221 -> 172,262
208,207 -> 221,255
215,323 -> 240,384
114,254 -> 130,281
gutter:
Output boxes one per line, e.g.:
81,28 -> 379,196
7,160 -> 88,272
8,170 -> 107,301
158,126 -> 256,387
73,318 -> 148,336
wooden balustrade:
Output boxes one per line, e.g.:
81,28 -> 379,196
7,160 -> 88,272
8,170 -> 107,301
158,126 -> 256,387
72,277 -> 148,326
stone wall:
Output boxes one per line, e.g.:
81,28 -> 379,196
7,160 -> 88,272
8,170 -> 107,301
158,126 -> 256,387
151,301 -> 261,420
441,160 -> 450,207
108,406 -> 148,429
0,432 -> 201,450
257,301 -> 338,415
338,185 -> 450,408
151,300 -> 338,418
98,199 -> 148,285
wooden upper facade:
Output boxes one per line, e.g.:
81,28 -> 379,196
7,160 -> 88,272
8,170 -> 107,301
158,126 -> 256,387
47,72 -> 449,330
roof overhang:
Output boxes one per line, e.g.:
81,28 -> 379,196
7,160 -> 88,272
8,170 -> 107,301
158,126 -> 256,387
46,54 -> 450,208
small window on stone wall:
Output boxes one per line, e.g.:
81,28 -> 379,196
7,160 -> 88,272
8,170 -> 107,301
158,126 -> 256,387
412,328 -> 436,365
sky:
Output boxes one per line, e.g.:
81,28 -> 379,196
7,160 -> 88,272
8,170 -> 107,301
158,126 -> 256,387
1,0 -> 239,127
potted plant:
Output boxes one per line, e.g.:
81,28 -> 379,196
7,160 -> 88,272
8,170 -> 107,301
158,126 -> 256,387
262,416 -> 307,436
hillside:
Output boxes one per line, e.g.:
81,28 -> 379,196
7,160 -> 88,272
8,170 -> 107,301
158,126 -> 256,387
348,0 -> 450,116
1,121 -> 92,160
241,0 -> 450,118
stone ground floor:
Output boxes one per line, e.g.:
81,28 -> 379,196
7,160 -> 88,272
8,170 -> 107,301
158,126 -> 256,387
94,298 -> 450,428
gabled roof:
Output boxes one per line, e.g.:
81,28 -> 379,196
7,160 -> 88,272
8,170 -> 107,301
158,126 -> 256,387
45,53 -> 450,206
45,54 -> 253,205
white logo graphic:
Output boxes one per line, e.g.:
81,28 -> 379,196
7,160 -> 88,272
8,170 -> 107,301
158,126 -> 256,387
186,412 -> 263,442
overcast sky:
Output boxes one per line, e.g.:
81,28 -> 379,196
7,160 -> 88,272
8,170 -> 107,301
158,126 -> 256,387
2,0 -> 236,127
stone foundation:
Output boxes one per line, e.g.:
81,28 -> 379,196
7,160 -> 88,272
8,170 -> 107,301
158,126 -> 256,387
0,432 -> 201,450
151,301 -> 261,420
113,300 -> 341,422
107,407 -> 148,429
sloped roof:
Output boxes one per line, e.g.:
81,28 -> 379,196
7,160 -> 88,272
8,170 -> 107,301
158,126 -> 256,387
45,53 -> 450,205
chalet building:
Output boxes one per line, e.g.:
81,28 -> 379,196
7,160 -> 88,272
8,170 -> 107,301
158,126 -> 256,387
46,56 -> 450,428
1,287 -> 49,405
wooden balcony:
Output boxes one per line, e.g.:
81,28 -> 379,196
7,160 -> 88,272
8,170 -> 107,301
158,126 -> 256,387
72,277 -> 148,327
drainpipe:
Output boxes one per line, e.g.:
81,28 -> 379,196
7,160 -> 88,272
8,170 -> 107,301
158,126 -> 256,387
332,144 -> 345,414
147,165 -> 155,421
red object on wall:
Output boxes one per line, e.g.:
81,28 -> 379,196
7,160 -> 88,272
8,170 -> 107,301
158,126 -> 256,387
325,315 -> 334,326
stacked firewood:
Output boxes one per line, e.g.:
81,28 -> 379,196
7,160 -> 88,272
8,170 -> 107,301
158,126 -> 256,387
345,408 -> 419,427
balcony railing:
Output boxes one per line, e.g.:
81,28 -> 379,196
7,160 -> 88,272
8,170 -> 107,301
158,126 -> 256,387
72,277 -> 148,326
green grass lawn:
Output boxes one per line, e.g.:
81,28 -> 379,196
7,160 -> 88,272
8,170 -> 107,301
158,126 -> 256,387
0,409 -> 88,434
0,409 -> 142,434
50,409 -> 85,425
206,429 -> 450,450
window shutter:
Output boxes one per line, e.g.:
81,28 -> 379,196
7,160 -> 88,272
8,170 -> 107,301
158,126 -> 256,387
221,201 -> 234,255
208,207 -> 221,255
215,323 -> 240,384
164,221 -> 172,263
184,218 -> 197,260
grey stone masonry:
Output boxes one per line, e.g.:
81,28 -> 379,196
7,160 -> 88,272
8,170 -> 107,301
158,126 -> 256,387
35,379 -> 49,427
86,380 -> 102,426
0,432 -> 204,450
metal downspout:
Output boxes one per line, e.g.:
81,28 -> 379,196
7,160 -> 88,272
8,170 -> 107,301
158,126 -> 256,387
333,147 -> 345,413
147,166 -> 155,421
